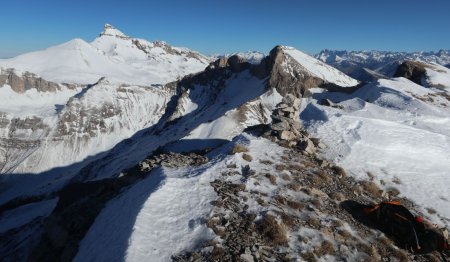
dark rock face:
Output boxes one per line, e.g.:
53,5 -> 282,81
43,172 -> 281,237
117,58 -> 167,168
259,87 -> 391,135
207,55 -> 251,73
251,46 -> 325,97
0,69 -> 76,93
394,61 -> 428,86
445,64 -> 450,69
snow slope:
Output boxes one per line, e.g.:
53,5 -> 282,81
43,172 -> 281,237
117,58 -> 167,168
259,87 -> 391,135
0,24 -> 210,85
283,46 -> 359,87
0,39 -> 161,85
301,78 -> 450,225
0,78 -> 172,178
75,134 -> 285,261
424,63 -> 450,90
0,83 -> 81,118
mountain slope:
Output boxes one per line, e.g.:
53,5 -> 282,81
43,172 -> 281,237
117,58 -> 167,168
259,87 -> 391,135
1,42 -> 448,262
0,24 -> 210,85
301,77 -> 450,225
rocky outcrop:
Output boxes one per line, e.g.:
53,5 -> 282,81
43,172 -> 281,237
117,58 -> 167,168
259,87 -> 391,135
138,152 -> 208,172
99,24 -> 130,40
394,61 -> 428,86
0,116 -> 48,173
207,55 -> 251,73
251,46 -> 325,97
0,69 -> 76,93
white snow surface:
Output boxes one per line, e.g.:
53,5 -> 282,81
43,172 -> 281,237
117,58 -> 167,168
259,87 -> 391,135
0,84 -> 81,118
424,63 -> 450,90
301,77 -> 450,225
283,46 -> 359,87
75,134 -> 281,262
0,24 -> 210,85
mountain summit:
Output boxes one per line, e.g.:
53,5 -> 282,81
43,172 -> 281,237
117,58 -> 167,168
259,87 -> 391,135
0,25 -> 211,85
99,23 -> 130,39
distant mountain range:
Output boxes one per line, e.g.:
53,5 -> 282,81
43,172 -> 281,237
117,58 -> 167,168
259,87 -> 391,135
315,49 -> 450,81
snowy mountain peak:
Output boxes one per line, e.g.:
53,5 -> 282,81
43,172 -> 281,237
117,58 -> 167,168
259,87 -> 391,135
280,46 -> 359,87
99,23 -> 129,39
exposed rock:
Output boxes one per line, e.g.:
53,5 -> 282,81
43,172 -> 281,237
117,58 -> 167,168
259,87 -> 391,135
207,55 -> 251,73
297,137 -> 316,154
278,130 -> 296,141
0,69 -> 76,93
320,98 -> 344,109
139,152 -> 208,172
251,46 -> 336,97
394,61 -> 428,86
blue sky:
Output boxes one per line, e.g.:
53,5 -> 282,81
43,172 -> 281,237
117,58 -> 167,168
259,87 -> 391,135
1,0 -> 449,57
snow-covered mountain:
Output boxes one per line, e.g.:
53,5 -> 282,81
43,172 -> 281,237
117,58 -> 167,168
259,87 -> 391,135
0,24 -> 210,85
1,33 -> 450,262
0,24 -> 214,176
316,49 -> 450,82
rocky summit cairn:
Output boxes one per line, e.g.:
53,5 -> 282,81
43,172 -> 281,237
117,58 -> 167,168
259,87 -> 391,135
265,94 -> 321,154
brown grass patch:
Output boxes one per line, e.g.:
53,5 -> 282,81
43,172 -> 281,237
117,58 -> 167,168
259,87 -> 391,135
301,252 -> 318,262
306,216 -> 321,228
386,187 -> 400,197
331,165 -> 346,178
281,213 -> 296,228
242,153 -> 253,162
256,198 -> 265,206
281,173 -> 291,181
275,164 -> 285,171
288,182 -> 301,192
310,199 -> 321,208
329,192 -> 345,201
314,169 -> 332,183
287,200 -> 304,210
226,163 -> 237,169
258,214 -> 288,246
259,159 -> 273,165
265,173 -> 277,185
361,181 -> 382,198
231,144 -> 248,154
314,240 -> 335,256
337,229 -> 352,238
274,195 -> 286,205
210,245 -> 225,261
288,164 -> 304,171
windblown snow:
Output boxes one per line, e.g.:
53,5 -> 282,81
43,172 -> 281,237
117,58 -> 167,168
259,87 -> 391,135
301,77 -> 450,225
283,46 -> 359,87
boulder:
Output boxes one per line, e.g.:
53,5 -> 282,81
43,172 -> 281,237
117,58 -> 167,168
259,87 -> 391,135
279,130 -> 296,141
271,121 -> 290,131
281,107 -> 295,113
393,61 -> 427,86
297,138 -> 315,154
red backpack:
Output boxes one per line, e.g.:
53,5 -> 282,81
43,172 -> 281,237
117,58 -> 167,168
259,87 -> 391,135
363,201 -> 449,255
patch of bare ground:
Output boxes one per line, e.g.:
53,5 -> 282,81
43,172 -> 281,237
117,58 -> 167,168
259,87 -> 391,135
173,137 -> 445,262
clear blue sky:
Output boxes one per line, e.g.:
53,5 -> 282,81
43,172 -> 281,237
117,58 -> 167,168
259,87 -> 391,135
1,0 -> 449,57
